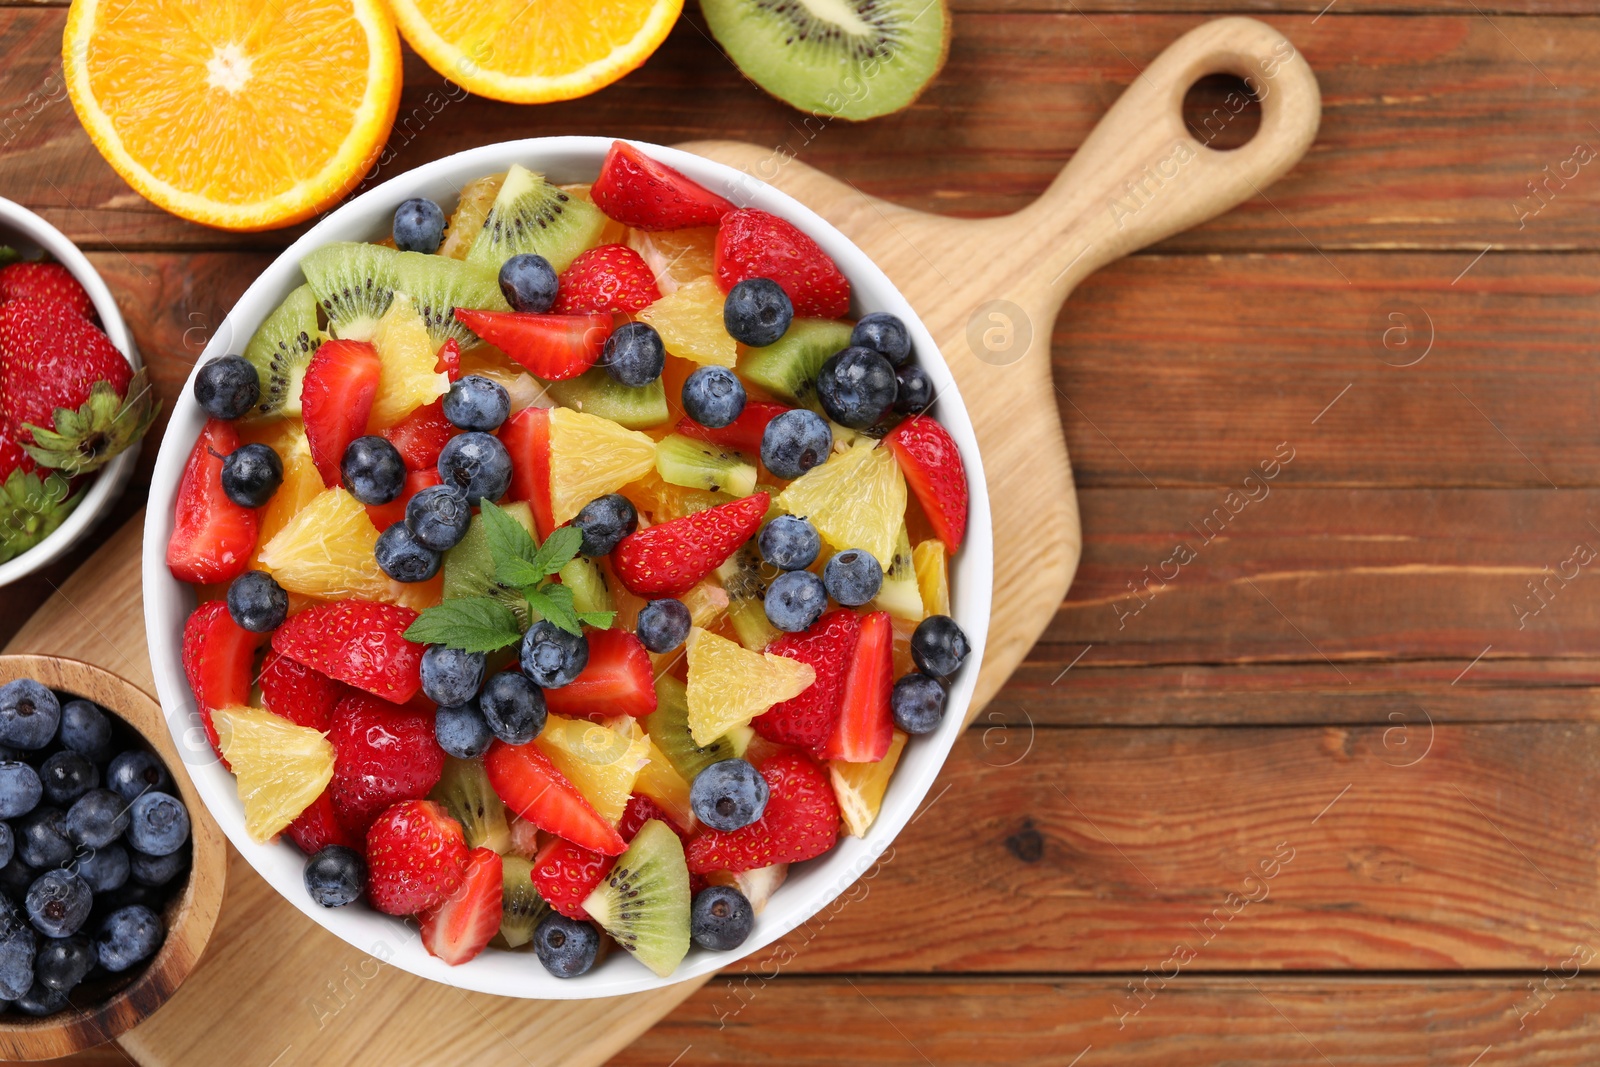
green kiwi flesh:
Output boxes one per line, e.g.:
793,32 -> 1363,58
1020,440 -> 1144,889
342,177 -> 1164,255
738,319 -> 853,408
580,819 -> 691,978
716,540 -> 779,650
443,502 -> 537,626
499,855 -> 550,948
545,366 -> 669,429
655,434 -> 758,497
646,675 -> 741,780
558,556 -> 615,615
430,756 -> 511,853
241,283 -> 321,420
301,241 -> 399,341
466,164 -> 607,274
872,524 -> 924,621
392,251 -> 509,350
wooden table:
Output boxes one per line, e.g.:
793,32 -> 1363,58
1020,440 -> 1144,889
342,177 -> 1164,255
4,0 -> 1595,1062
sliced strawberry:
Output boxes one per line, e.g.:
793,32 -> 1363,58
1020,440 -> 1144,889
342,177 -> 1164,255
272,600 -> 424,704
499,406 -> 553,538
258,648 -> 346,732
365,799 -> 468,916
167,419 -> 258,584
0,262 -> 92,318
551,245 -> 661,314
755,609 -> 861,754
329,691 -> 447,834
884,415 -> 968,553
530,836 -> 613,920
686,750 -> 839,874
542,628 -> 657,720
365,467 -> 443,532
284,788 -> 361,854
0,438 -> 25,480
383,399 -> 459,471
181,599 -> 264,759
611,492 -> 769,598
675,401 -> 791,457
484,741 -> 627,856
620,793 -> 691,843
420,847 -> 503,965
591,141 -> 735,231
714,209 -> 850,319
821,611 -> 894,762
435,337 -> 462,380
452,309 -> 611,381
301,338 -> 381,487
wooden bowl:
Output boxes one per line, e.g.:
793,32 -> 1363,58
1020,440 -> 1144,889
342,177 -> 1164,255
0,655 -> 225,1061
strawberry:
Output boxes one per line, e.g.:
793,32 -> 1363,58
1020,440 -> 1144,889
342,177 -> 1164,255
484,741 -> 627,856
258,648 -> 346,732
434,337 -> 462,381
383,399 -> 458,471
675,401 -> 791,457
329,691 -> 446,834
884,415 -> 968,553
714,209 -> 850,319
365,799 -> 468,916
591,141 -> 735,231
620,793 -> 691,843
754,609 -> 862,754
499,406 -> 553,537
453,309 -> 611,381
0,438 -> 25,480
612,491 -> 769,598
0,262 -> 93,317
272,600 -> 424,704
686,750 -> 840,874
542,628 -> 657,720
530,836 -> 613,920
166,419 -> 258,584
420,846 -> 503,965
365,467 -> 443,532
181,599 -> 265,759
284,788 -> 361,855
300,338 -> 381,487
551,245 -> 661,314
821,611 -> 894,762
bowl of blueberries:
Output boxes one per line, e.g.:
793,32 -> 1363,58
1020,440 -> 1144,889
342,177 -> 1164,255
0,655 -> 225,1061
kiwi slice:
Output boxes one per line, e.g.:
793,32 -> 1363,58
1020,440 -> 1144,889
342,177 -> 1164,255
443,502 -> 538,626
716,540 -> 779,651
239,284 -> 321,421
558,556 -> 614,615
430,756 -> 511,853
301,241 -> 400,341
646,675 -> 740,781
499,855 -> 550,948
546,367 -> 669,429
655,434 -> 758,497
466,164 -> 608,275
392,251 -> 509,350
738,319 -> 854,408
580,820 -> 690,978
873,525 -> 924,622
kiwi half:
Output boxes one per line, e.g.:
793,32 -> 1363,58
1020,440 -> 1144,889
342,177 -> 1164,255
393,251 -> 509,349
580,820 -> 691,978
430,756 -> 512,854
301,241 -> 399,341
546,367 -> 669,429
699,0 -> 950,121
466,165 -> 608,274
873,524 -> 924,622
241,283 -> 321,420
738,319 -> 853,408
716,540 -> 779,651
558,556 -> 614,615
656,434 -> 758,497
646,675 -> 740,781
443,502 -> 538,626
499,855 -> 550,948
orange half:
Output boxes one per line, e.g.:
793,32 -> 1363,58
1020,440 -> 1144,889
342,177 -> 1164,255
389,0 -> 684,104
63,0 -> 402,231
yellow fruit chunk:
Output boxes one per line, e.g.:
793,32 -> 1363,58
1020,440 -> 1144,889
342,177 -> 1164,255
440,172 -> 505,260
63,0 -> 402,231
706,863 -> 787,914
830,731 -> 908,838
258,486 -> 389,601
913,540 -> 951,617
252,425 -> 321,561
534,714 -> 650,825
547,408 -> 657,525
682,581 -> 730,630
214,705 -> 335,843
627,227 -> 717,295
635,735 -> 697,830
685,628 -> 815,746
637,276 -> 737,367
776,442 -> 907,567
369,294 -> 449,429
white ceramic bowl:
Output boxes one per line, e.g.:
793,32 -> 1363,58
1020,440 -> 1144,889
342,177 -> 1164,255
141,138 -> 993,999
0,198 -> 141,588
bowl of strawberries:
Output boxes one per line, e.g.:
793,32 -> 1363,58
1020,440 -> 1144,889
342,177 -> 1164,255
141,138 -> 992,998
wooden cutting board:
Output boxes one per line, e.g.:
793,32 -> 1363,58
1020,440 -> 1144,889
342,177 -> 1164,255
3,17 -> 1317,1065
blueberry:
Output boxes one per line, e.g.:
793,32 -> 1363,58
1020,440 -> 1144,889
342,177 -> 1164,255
0,857 -> 37,900
892,673 -> 947,735
420,645 -> 486,707
910,614 -> 970,679
127,793 -> 188,857
572,494 -> 638,556
227,569 -> 289,632
520,622 -> 589,689
25,869 -> 91,937
443,374 -> 510,432
393,197 -> 446,253
760,409 -> 832,480
17,808 -> 71,869
0,908 -> 34,1000
438,432 -> 512,505
0,680 -> 60,751
681,365 -> 746,429
105,751 -> 169,803
533,913 -> 600,978
221,442 -> 283,508
193,354 -> 260,420
66,790 -> 127,850
602,321 -> 666,387
0,763 -> 42,820
405,484 -> 472,551
39,751 -> 97,808
341,435 -> 406,506
499,252 -> 559,313
636,599 -> 691,653
95,904 -> 163,972
57,701 -> 112,763
723,278 -> 793,347
690,758 -> 768,831
374,523 -> 442,584
817,346 -> 897,429
73,842 -> 129,893
304,845 -> 365,908
893,364 -> 934,414
691,885 -> 755,951
128,848 -> 184,888
850,312 -> 913,367
434,701 -> 494,760
759,515 -> 821,571
0,823 -> 10,868
15,980 -> 65,1017
823,549 -> 883,607
35,934 -> 94,994
764,570 -> 827,633
479,672 -> 547,745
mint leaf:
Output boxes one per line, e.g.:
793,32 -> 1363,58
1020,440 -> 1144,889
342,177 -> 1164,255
403,597 -> 523,652
577,611 -> 617,630
480,499 -> 537,567
528,525 -> 584,581
524,582 -> 582,636
497,554 -> 548,589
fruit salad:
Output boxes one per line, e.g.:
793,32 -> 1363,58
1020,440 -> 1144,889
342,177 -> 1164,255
167,142 -> 973,980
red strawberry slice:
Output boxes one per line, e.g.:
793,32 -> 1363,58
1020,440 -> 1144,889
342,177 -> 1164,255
499,406 -> 554,538
0,438 -> 25,480
0,299 -> 131,444
0,262 -> 93,318
365,467 -> 443,532
714,209 -> 850,319
301,338 -> 381,487
821,611 -> 894,762
420,846 -> 503,965
329,691 -> 446,834
284,788 -> 360,855
530,836 -> 613,920
434,337 -> 462,380
365,799 -> 468,916
686,750 -> 839,874
755,609 -> 861,754
484,741 -> 627,856
167,419 -> 258,584
884,415 -> 968,553
612,491 -> 769,598
272,600 -> 424,704
552,244 -> 661,314
383,399 -> 459,472
620,793 -> 691,843
453,309 -> 611,381
675,401 -> 791,457
181,599 -> 264,760
591,141 -> 735,231
542,628 -> 657,720
258,648 -> 346,732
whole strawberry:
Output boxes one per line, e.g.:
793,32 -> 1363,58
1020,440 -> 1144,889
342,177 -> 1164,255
552,244 -> 661,314
685,750 -> 840,874
365,799 -> 468,916
0,262 -> 93,318
329,692 -> 446,834
715,209 -> 850,319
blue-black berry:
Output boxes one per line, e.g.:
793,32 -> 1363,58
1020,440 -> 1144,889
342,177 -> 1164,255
126,792 -> 189,857
420,645 -> 486,707
520,622 -> 589,689
95,904 -> 163,972
393,197 -> 446,253
850,312 -> 913,367
572,494 -> 637,556
0,681 -> 60,751
479,672 -> 547,746
0,762 -> 41,820
817,346 -> 897,429
434,701 -> 494,760
723,278 -> 793,347
760,409 -> 831,480
227,569 -> 289,632
499,253 -> 559,313
341,436 -> 407,506
682,365 -> 746,429
304,845 -> 365,907
893,364 -> 934,414
533,913 -> 600,978
691,884 -> 755,951
823,549 -> 883,607
690,758 -> 768,832
105,751 -> 169,803
891,673 -> 947,734
910,614 -> 971,679
759,515 -> 821,571
193,355 -> 261,420
57,700 -> 112,764
25,869 -> 92,937
374,524 -> 441,584
405,484 -> 472,551
38,750 -> 96,808
764,569 -> 827,633
221,443 -> 283,508
437,432 -> 512,505
443,375 -> 510,432
602,321 -> 666,387
636,599 -> 691,653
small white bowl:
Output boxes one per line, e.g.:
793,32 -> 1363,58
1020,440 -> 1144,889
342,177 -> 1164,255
0,197 -> 141,588
141,138 -> 993,999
